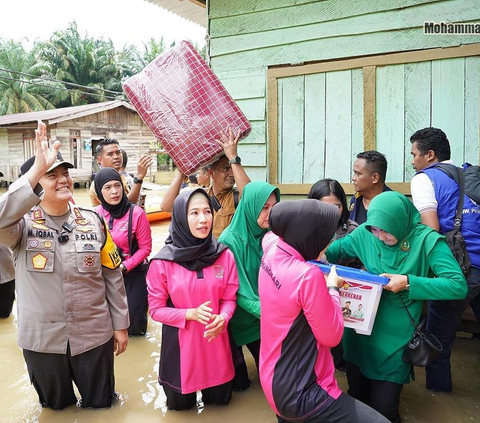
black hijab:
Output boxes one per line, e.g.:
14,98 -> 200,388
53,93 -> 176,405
154,188 -> 227,271
269,199 -> 339,261
94,168 -> 131,219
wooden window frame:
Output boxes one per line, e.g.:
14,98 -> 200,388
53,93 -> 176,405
267,43 -> 480,195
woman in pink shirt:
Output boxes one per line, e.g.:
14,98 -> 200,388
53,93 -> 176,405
95,168 -> 152,336
259,200 -> 388,423
147,189 -> 239,410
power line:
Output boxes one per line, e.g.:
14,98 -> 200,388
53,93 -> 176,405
0,74 -> 123,101
0,66 -> 124,96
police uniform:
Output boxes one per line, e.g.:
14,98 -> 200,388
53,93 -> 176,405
0,244 -> 15,318
0,176 -> 129,409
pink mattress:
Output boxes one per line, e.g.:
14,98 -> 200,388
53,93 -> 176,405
123,41 -> 251,175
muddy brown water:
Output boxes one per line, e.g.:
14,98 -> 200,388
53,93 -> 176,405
0,179 -> 479,422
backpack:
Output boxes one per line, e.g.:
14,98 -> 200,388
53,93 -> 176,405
437,163 -> 480,205
435,163 -> 473,277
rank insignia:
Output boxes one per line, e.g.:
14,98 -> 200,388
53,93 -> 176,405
28,239 -> 39,248
33,210 -> 43,220
76,226 -> 93,233
32,223 -> 50,230
84,255 -> 95,267
75,218 -> 90,226
83,243 -> 95,251
44,241 -> 53,249
349,203 -> 355,212
400,239 -> 410,252
32,253 -> 47,269
73,208 -> 83,219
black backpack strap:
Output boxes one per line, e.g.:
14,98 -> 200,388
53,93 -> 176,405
433,164 -> 465,230
453,166 -> 465,231
127,203 -> 135,253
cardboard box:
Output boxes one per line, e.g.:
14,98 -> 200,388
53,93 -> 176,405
311,263 -> 389,336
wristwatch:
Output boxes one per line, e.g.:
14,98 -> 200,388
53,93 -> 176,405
228,156 -> 241,165
133,177 -> 143,185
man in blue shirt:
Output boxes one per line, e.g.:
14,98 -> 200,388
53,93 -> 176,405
410,127 -> 479,392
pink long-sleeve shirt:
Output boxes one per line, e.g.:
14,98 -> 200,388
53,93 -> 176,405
259,232 -> 343,421
147,249 -> 238,394
96,205 -> 152,272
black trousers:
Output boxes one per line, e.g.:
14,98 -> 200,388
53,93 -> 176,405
124,269 -> 148,336
233,339 -> 260,391
23,337 -> 115,410
345,361 -> 403,423
0,279 -> 15,318
163,380 -> 233,410
277,392 -> 389,423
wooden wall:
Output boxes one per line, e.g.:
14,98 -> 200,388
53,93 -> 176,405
0,107 -> 158,183
208,0 -> 480,193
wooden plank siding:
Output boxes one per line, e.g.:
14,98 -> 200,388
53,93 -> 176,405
208,0 -> 480,194
0,107 -> 158,183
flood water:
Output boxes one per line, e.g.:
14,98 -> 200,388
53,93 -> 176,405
0,175 -> 480,422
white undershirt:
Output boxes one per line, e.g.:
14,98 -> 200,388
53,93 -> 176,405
410,160 -> 454,214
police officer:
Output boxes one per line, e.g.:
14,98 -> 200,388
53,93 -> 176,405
0,121 -> 129,410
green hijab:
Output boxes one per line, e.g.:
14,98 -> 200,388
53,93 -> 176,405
219,181 -> 280,345
349,191 -> 443,276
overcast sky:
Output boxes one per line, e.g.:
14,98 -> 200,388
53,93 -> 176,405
1,0 -> 206,50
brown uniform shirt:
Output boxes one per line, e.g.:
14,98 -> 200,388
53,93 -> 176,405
207,187 -> 237,239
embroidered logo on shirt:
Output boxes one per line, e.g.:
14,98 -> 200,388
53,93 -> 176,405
44,241 -> 53,249
28,239 -> 39,248
32,223 -> 50,231
32,253 -> 47,269
84,255 -> 95,267
76,226 -> 93,233
75,218 -> 90,226
83,243 -> 95,251
214,265 -> 224,279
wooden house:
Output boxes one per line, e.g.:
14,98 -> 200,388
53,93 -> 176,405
155,0 -> 480,196
0,100 -> 158,184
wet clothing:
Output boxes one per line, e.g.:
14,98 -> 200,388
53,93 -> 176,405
260,232 -> 343,421
207,186 -> 238,239
327,192 -> 467,384
0,176 -> 129,356
0,176 -> 129,409
95,168 -> 152,336
219,181 -> 280,346
163,380 -> 233,410
147,250 -> 238,394
348,185 -> 392,225
147,189 -> 239,398
0,245 -> 15,318
23,337 -> 115,410
411,162 -> 480,391
326,192 -> 467,420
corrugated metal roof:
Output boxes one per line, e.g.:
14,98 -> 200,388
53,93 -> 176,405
0,100 -> 135,126
145,0 -> 206,27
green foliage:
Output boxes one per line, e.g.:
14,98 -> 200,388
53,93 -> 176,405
0,21 -> 206,116
0,39 -> 66,115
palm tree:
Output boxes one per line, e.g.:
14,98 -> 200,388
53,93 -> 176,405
0,40 -> 66,115
39,21 -> 124,107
